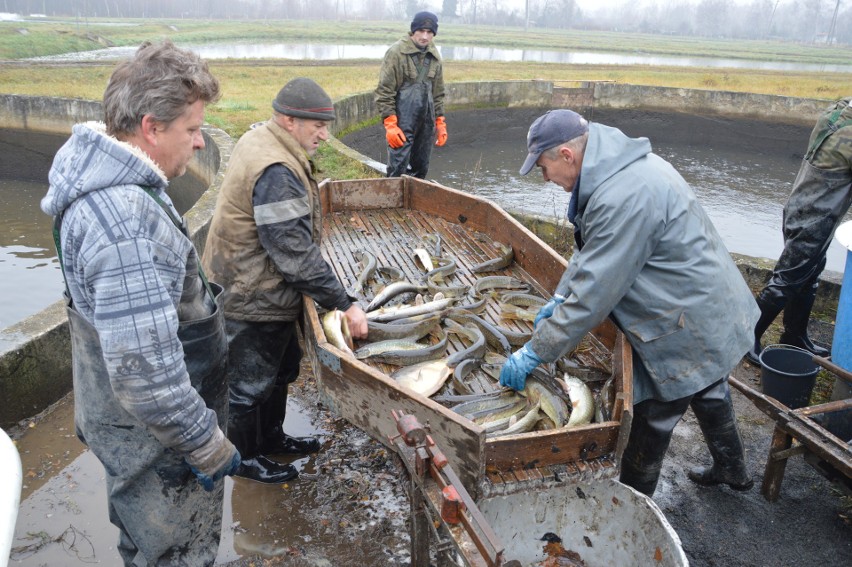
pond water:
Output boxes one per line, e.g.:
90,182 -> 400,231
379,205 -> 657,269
0,128 -> 207,329
28,42 -> 852,73
342,106 -> 851,276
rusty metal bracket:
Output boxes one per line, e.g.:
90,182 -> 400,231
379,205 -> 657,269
390,409 -> 512,567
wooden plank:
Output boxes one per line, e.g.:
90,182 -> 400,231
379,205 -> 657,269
485,424 -> 619,471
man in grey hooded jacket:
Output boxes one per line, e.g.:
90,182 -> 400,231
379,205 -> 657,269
500,109 -> 759,497
42,41 -> 239,565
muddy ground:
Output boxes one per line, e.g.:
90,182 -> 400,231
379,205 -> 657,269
8,343 -> 851,567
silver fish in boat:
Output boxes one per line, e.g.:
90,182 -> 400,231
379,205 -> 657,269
563,373 -> 595,427
321,309 -> 353,355
391,358 -> 451,397
471,241 -> 514,273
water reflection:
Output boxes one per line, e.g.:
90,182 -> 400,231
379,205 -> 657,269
342,107 -> 850,275
28,42 -> 852,73
0,128 -> 209,329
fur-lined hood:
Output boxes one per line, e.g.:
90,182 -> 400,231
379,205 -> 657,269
41,121 -> 168,217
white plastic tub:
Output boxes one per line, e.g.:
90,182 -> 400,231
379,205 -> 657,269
477,479 -> 689,566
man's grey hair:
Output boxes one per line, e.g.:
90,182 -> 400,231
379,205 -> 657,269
543,131 -> 589,160
103,40 -> 220,137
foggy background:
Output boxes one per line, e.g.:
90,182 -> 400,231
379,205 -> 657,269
2,0 -> 849,45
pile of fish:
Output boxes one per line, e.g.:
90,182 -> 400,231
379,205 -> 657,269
320,233 -> 615,434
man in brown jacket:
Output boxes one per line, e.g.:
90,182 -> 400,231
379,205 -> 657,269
203,78 -> 367,484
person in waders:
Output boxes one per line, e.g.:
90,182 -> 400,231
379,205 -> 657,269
202,78 -> 368,485
747,97 -> 852,366
41,40 -> 240,566
500,109 -> 758,497
376,10 -> 447,178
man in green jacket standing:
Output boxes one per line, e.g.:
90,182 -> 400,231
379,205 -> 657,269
376,11 -> 447,178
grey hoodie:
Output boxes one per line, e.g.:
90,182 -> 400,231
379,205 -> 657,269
42,122 -> 222,461
531,123 -> 759,404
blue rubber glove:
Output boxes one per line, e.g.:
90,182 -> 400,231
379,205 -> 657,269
534,294 -> 565,329
190,449 -> 241,492
499,344 -> 543,391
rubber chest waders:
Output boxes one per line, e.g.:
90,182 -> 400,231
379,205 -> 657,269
52,187 -> 229,566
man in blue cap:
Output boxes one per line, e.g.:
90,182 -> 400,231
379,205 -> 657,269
376,11 -> 447,178
500,109 -> 758,497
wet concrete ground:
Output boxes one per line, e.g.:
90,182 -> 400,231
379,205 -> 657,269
7,346 -> 851,566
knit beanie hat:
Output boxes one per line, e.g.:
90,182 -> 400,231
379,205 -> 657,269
272,77 -> 335,121
410,11 -> 438,35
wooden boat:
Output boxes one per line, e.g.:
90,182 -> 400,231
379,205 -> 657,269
302,176 -> 633,498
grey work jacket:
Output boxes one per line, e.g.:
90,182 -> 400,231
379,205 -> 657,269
531,123 -> 759,404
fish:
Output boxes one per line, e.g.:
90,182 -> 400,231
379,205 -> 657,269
366,296 -> 457,323
472,275 -> 530,297
444,319 -> 487,368
523,374 -> 569,427
349,250 -> 377,296
425,256 -> 456,283
488,401 -> 541,438
412,247 -> 434,272
498,302 -> 538,322
391,358 -> 452,397
422,233 -> 442,257
596,374 -> 615,423
471,241 -> 514,273
366,281 -> 428,312
432,387 -> 514,405
446,310 -> 513,357
498,292 -> 547,308
426,275 -> 470,298
321,309 -> 353,355
450,358 -> 481,395
367,315 -> 440,342
365,328 -> 449,366
354,337 -> 430,359
376,265 -> 405,284
451,392 -> 527,424
562,373 -> 595,427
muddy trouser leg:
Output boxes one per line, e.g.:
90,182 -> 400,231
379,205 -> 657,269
258,329 -> 302,447
386,139 -> 414,177
764,159 -> 852,354
687,378 -> 753,490
619,395 -> 692,497
407,125 -> 435,179
747,289 -> 786,364
225,319 -> 292,458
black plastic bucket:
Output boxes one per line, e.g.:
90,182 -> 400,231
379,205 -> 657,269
758,344 -> 819,409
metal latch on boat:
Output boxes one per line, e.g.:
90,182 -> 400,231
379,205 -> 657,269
389,410 -> 520,567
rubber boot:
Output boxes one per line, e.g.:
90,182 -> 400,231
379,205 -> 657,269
228,408 -> 298,484
687,393 -> 753,491
745,291 -> 786,366
619,398 -> 685,497
779,283 -> 829,357
257,385 -> 321,455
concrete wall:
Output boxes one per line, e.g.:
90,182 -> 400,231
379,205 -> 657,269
0,94 -> 234,428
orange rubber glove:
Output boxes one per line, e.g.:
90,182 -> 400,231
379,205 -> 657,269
383,115 -> 406,149
435,116 -> 448,147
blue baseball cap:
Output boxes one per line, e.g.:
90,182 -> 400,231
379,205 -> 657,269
520,109 -> 589,175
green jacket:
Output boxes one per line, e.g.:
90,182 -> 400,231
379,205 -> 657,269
375,35 -> 445,119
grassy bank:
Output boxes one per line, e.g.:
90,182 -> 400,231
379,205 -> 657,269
3,60 -> 851,139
